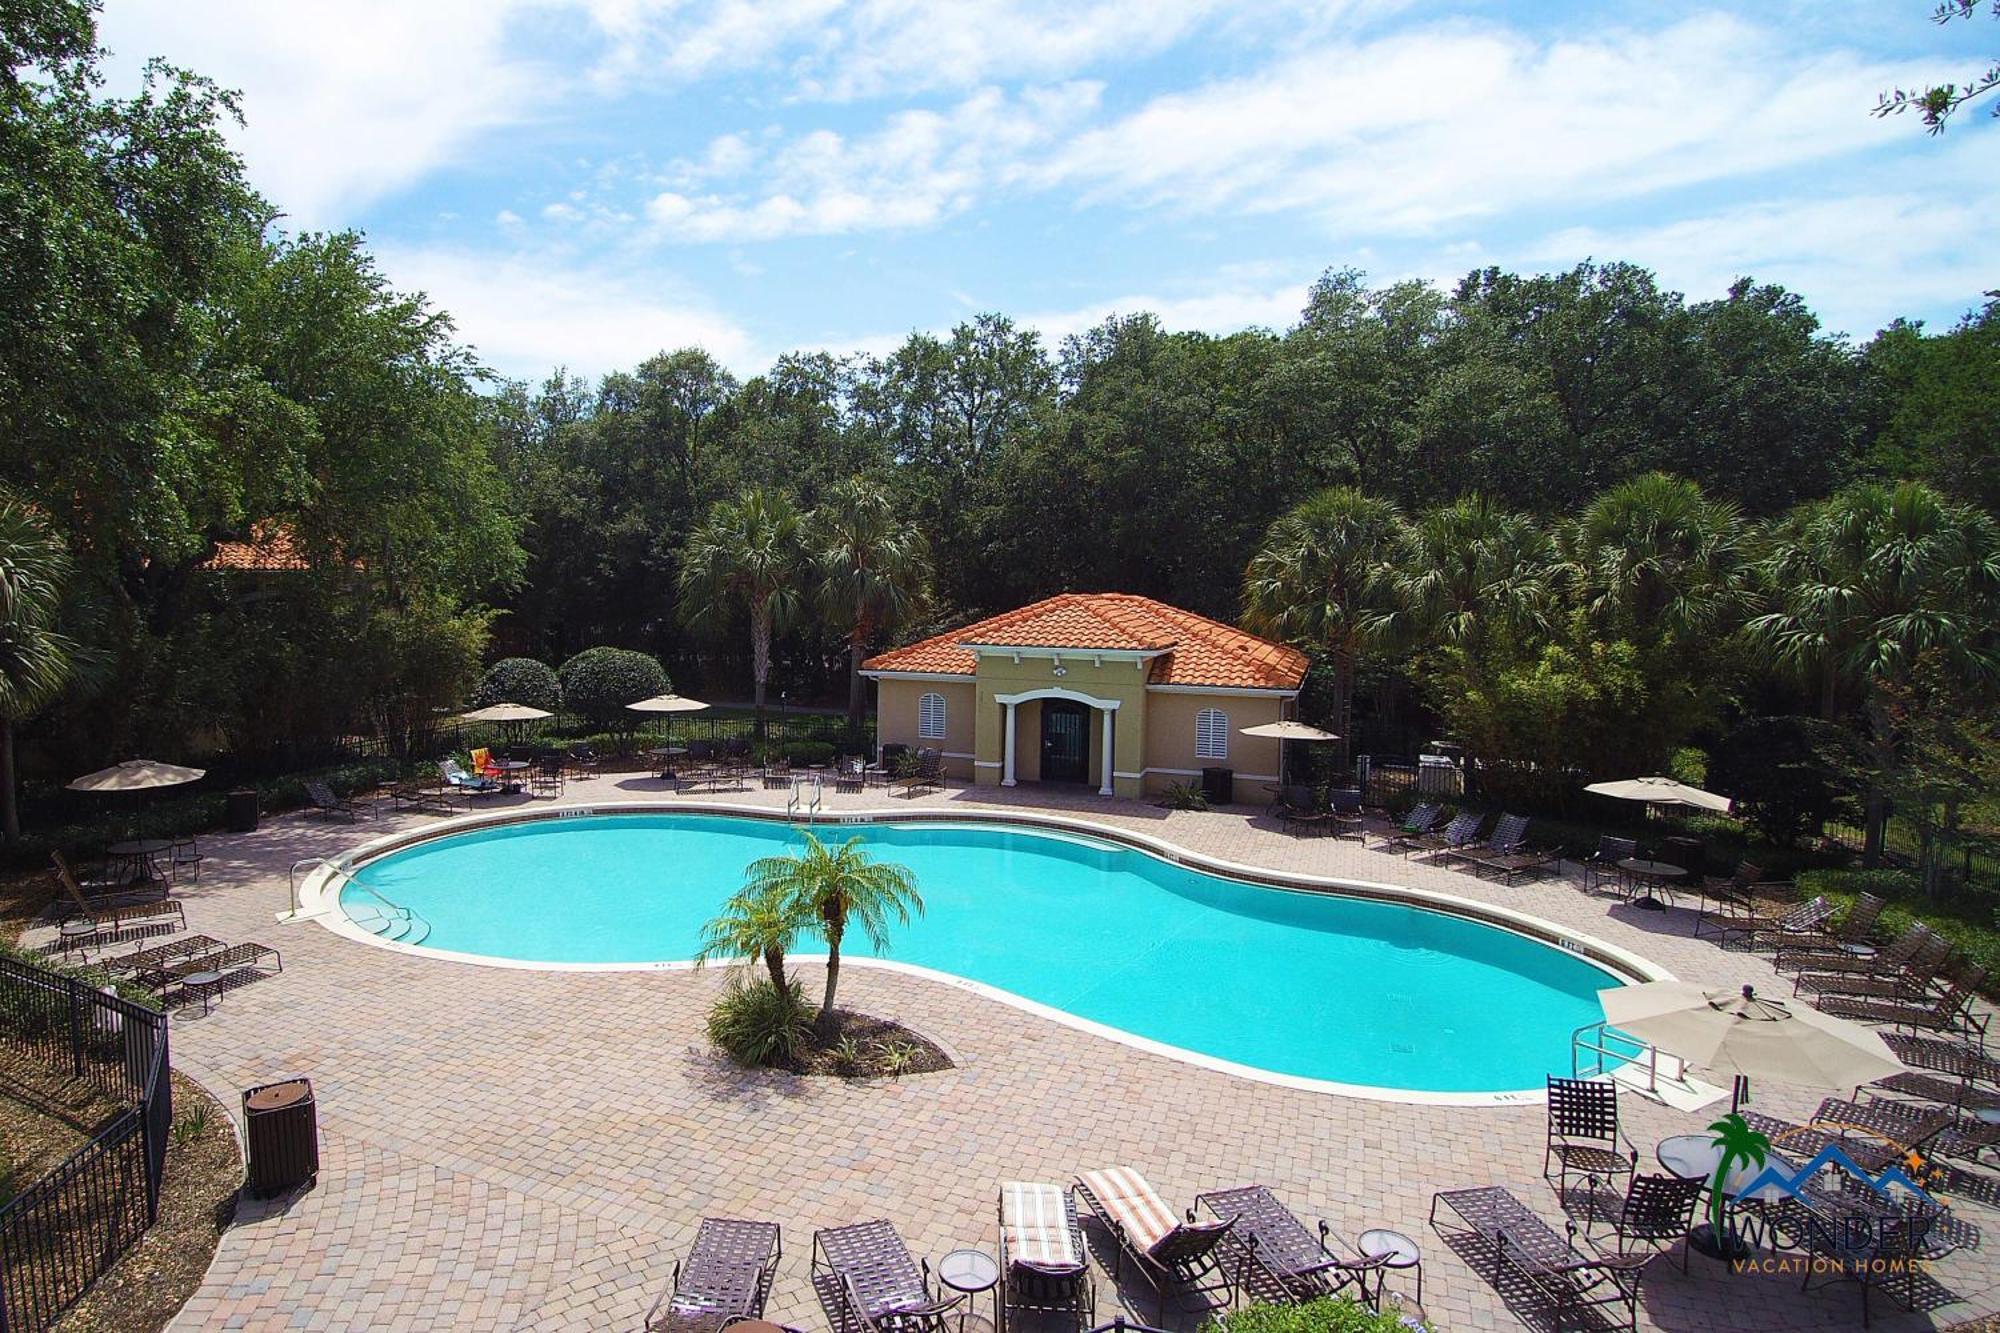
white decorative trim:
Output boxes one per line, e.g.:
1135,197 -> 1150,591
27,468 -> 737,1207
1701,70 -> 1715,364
992,685 -> 1122,710
300,803 -> 1672,1108
1124,767 -> 1280,782
973,759 -> 1003,768
862,670 -> 975,682
1146,684 -> 1299,697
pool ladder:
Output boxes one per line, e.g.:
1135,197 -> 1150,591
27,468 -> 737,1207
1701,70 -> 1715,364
787,774 -> 823,819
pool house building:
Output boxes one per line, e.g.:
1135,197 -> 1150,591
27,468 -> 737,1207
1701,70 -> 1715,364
862,592 -> 1309,802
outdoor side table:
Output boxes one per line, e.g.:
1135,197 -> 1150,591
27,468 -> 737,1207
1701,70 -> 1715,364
1356,1228 -> 1423,1307
1658,1132 -> 1789,1261
179,968 -> 224,1016
937,1247 -> 999,1333
58,918 -> 99,956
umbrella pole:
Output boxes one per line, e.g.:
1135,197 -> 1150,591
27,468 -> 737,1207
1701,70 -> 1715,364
1731,1074 -> 1750,1116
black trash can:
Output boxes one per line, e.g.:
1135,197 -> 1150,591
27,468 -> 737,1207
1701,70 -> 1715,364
243,1078 -> 319,1197
1201,766 -> 1234,805
226,787 -> 259,834
1660,835 -> 1706,883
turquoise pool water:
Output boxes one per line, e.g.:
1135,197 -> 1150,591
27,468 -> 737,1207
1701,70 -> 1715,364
341,814 -> 1626,1094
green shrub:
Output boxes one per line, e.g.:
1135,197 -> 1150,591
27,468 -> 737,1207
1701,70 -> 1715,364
782,741 -> 835,767
706,976 -> 813,1067
558,646 -> 669,729
471,657 -> 562,712
1202,1295 -> 1427,1333
1709,716 -> 1867,847
1158,781 -> 1210,812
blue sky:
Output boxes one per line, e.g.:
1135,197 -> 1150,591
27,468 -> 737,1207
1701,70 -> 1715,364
101,2 -> 1993,382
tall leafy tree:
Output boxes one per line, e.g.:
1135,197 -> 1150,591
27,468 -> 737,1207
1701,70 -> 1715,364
1243,487 -> 1403,761
678,488 -> 805,735
0,500 -> 83,841
1379,494 -> 1553,651
694,882 -> 804,993
814,479 -> 930,729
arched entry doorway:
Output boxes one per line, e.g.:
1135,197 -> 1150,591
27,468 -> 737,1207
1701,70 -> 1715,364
1039,699 -> 1090,784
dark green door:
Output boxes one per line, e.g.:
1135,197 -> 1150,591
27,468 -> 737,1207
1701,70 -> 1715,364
1041,701 -> 1089,784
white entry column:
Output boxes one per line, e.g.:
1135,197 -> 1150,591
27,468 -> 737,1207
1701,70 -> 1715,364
1098,707 -> 1115,797
1002,701 -> 1018,786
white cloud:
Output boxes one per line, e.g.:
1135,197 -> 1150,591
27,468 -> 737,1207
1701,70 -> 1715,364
375,245 -> 758,380
645,84 -> 1101,241
98,0 -> 555,225
1038,15 -> 1923,233
1529,154 -> 2000,338
1015,276 -> 1314,344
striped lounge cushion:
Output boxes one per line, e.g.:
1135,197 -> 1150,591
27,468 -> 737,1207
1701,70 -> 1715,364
1077,1166 -> 1177,1255
1001,1182 -> 1078,1268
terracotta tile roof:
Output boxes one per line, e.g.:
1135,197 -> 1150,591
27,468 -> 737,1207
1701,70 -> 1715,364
863,593 -> 1307,692
198,523 -> 314,572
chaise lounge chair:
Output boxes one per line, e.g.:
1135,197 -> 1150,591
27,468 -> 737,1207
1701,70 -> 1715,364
1429,1186 -> 1649,1333
812,1219 -> 963,1333
135,940 -> 283,998
1399,810 -> 1483,861
1371,803 -> 1440,853
1768,893 -> 1887,966
1194,1185 -> 1392,1308
646,1217 -> 782,1333
441,759 -> 502,798
1449,813 -> 1561,883
998,1182 -> 1093,1333
1075,1166 -> 1233,1319
102,934 -> 224,978
49,852 -> 183,939
303,779 -> 364,822
1817,981 -> 1979,1035
1792,928 -> 1956,1002
1693,861 -> 1798,942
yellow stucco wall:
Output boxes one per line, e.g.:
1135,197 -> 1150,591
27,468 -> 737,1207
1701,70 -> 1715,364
873,678 -> 977,779
1141,691 -> 1287,803
872,661 -> 1295,802
969,653 -> 1151,797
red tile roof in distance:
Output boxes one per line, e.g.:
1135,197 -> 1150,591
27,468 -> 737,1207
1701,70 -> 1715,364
198,523 -> 313,572
863,593 -> 1308,691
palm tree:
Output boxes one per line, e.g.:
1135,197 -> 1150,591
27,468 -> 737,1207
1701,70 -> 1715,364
1749,481 -> 2000,721
1379,494 -> 1554,650
677,488 -> 805,736
692,882 -> 804,993
1747,480 -> 2000,864
1704,1112 -> 1770,1243
0,501 -> 81,844
815,478 -> 931,730
1242,486 -> 1403,766
745,830 -> 923,1030
1559,472 -> 1749,645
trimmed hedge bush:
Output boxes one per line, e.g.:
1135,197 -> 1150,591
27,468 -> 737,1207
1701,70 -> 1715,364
471,657 -> 562,712
558,647 -> 669,728
782,741 -> 835,768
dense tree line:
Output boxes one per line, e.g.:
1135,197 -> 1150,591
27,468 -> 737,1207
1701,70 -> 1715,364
0,2 -> 1992,879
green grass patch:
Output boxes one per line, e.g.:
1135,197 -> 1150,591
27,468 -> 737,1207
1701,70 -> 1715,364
1799,867 -> 2000,1002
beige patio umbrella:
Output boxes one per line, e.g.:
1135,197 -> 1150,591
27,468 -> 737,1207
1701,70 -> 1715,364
66,760 -> 206,793
1599,980 -> 1903,1110
625,693 -> 709,715
627,693 -> 710,749
1240,720 -> 1339,786
458,703 -> 553,724
1584,775 -> 1732,814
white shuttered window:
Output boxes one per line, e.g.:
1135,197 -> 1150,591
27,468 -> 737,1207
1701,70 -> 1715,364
918,692 -> 947,739
1195,707 -> 1228,760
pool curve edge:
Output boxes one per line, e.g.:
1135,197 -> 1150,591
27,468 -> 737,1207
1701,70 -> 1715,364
296,801 -> 1676,1108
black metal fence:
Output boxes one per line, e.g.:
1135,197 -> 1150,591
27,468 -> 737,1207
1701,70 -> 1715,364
1359,755 -> 1465,807
0,959 -> 171,1332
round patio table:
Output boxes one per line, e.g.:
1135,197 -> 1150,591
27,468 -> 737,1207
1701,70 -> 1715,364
1618,858 -> 1686,912
492,759 -> 530,793
1357,1228 -> 1423,1307
1658,1132 -> 1790,1261
179,968 -> 224,1016
938,1248 -> 999,1333
106,838 -> 172,883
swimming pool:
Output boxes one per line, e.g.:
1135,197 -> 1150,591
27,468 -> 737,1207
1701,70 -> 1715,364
334,811 -> 1644,1098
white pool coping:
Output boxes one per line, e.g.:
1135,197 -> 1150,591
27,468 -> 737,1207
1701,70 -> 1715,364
296,801 -> 1676,1108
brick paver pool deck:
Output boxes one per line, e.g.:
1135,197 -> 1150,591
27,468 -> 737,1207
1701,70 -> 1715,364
54,777 -> 1994,1331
